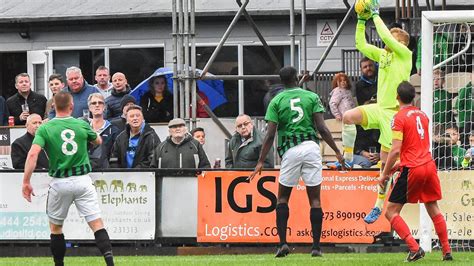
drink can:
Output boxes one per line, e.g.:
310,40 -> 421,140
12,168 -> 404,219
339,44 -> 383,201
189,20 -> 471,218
214,158 -> 221,169
8,116 -> 14,127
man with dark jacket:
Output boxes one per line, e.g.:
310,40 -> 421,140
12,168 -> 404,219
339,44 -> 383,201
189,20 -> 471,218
0,96 -> 9,126
109,105 -> 160,168
111,94 -> 136,133
7,73 -> 47,125
225,114 -> 274,169
11,114 -> 48,169
105,72 -> 131,119
151,118 -> 210,168
355,57 -> 377,106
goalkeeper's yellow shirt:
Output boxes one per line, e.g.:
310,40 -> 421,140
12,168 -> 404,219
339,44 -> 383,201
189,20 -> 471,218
355,15 -> 412,109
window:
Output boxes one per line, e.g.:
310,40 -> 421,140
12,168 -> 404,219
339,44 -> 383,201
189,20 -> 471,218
243,45 -> 294,116
109,48 -> 164,88
53,50 -> 104,85
196,46 -> 238,117
0,52 -> 27,99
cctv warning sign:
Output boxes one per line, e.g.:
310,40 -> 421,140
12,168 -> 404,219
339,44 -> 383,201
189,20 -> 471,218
317,20 -> 338,46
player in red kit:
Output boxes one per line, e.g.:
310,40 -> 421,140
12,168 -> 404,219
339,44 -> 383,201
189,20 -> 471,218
379,81 -> 452,262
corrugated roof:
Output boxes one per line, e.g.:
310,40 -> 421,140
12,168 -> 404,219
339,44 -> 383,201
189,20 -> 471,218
0,0 -> 472,23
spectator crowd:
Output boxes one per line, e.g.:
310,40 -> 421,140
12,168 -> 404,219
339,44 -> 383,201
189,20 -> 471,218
1,48 -> 473,171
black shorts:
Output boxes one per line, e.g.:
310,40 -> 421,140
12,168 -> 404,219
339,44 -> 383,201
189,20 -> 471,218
389,161 -> 442,204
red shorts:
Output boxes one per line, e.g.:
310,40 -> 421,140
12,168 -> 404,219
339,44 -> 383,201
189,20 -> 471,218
389,160 -> 442,204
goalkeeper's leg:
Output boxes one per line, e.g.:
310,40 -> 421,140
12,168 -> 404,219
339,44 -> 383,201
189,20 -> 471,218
342,108 -> 365,163
365,148 -> 398,224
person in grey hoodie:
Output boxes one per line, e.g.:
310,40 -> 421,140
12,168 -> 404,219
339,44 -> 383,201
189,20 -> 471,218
105,72 -> 131,120
150,118 -> 210,168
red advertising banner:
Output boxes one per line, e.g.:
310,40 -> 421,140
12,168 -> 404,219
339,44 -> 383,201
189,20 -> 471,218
197,170 -> 390,243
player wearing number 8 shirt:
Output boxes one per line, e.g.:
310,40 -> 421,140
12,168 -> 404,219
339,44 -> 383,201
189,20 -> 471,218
379,82 -> 452,262
249,66 -> 345,258
22,91 -> 114,266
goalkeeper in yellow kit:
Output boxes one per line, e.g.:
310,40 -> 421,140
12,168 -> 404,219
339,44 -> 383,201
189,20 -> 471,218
342,0 -> 412,223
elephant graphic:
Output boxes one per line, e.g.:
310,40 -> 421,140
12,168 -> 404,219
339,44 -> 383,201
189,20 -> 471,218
139,185 -> 147,192
126,182 -> 137,192
93,180 -> 107,192
462,180 -> 472,190
110,179 -> 124,192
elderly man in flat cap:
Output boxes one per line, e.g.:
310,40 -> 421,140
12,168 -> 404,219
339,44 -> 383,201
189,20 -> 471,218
150,118 -> 210,169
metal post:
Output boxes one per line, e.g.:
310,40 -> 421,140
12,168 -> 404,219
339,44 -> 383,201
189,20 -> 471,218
191,0 -> 197,128
178,0 -> 184,118
301,0 -> 307,89
312,4 -> 354,74
201,74 -> 280,80
200,0 -> 249,78
237,0 -> 281,71
407,0 -> 411,18
402,0 -> 406,19
396,0 -> 400,22
184,0 -> 190,121
290,0 -> 295,67
420,12 -> 434,252
238,44 -> 244,114
172,0 -> 178,118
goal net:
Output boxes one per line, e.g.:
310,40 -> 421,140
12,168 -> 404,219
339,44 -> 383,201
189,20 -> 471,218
419,10 -> 473,253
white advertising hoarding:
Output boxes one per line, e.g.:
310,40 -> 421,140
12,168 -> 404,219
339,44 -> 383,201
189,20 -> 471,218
0,172 -> 155,240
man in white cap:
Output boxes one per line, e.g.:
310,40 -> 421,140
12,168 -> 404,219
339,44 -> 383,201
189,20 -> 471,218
150,118 -> 210,168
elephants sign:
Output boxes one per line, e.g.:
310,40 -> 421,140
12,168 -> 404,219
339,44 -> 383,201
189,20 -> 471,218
0,172 -> 155,240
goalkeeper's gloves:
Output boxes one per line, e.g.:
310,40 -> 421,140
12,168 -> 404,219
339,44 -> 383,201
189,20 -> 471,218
357,14 -> 368,23
370,0 -> 380,17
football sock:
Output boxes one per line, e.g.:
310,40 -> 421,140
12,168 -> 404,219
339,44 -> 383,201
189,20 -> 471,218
391,215 -> 419,253
374,164 -> 391,210
276,203 -> 289,245
342,124 -> 357,162
50,233 -> 66,266
432,213 -> 451,255
94,228 -> 114,266
310,208 -> 323,250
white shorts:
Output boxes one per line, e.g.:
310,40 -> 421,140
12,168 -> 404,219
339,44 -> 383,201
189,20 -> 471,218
279,141 -> 323,187
46,174 -> 101,225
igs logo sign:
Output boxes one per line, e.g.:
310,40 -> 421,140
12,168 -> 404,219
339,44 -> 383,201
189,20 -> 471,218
197,171 -> 389,243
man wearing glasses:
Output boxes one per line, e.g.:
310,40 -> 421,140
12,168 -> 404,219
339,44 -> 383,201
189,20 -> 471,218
87,93 -> 119,169
225,114 -> 274,169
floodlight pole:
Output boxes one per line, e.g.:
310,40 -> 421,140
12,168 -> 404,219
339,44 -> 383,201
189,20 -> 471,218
290,0 -> 295,67
191,0 -> 197,128
172,0 -> 178,118
178,0 -> 185,118
301,0 -> 307,89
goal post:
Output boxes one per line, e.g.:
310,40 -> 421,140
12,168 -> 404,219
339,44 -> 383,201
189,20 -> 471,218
420,10 -> 474,253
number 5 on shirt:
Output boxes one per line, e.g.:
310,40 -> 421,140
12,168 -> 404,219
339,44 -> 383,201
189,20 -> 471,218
290,98 -> 303,123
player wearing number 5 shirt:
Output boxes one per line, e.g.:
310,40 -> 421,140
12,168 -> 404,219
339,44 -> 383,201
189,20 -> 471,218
379,82 -> 451,262
249,66 -> 345,258
22,91 -> 115,266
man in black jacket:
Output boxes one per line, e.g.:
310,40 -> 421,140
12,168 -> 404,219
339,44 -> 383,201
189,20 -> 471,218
11,114 -> 48,169
355,57 -> 377,106
6,73 -> 47,125
111,94 -> 136,133
150,118 -> 210,168
0,96 -> 9,126
109,105 -> 160,168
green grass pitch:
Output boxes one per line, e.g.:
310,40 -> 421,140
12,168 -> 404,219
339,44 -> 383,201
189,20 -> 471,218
0,252 -> 473,266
